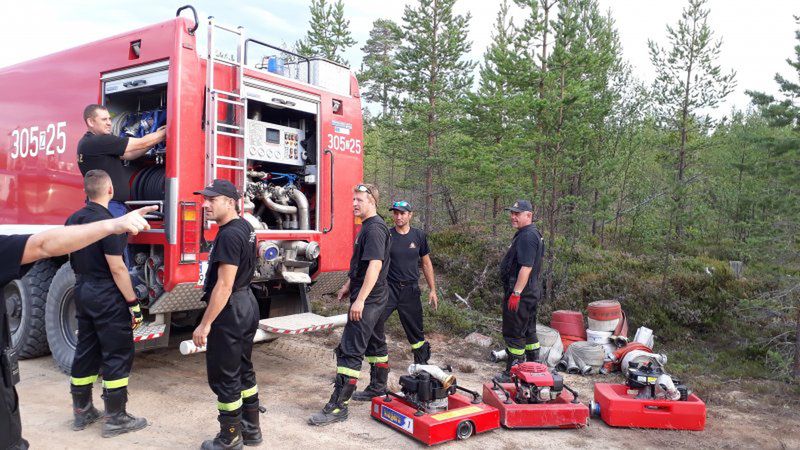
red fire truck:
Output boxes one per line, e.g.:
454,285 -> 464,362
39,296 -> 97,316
0,6 -> 363,371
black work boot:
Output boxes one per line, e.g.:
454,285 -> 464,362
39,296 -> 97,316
493,351 -> 524,383
240,397 -> 264,446
201,411 -> 244,450
351,363 -> 389,401
526,348 -> 540,363
412,342 -> 431,365
101,387 -> 147,438
308,374 -> 357,426
70,384 -> 102,431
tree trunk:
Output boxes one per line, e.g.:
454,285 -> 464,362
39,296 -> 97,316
794,295 -> 800,378
532,0 -> 552,212
492,195 -> 499,236
674,14 -> 698,239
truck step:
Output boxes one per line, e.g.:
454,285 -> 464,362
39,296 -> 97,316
259,313 -> 347,335
133,322 -> 167,342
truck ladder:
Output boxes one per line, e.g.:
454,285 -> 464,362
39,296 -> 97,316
205,17 -> 248,197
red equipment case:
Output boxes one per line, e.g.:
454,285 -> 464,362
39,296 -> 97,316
592,383 -> 706,431
482,383 -> 589,429
370,393 -> 500,445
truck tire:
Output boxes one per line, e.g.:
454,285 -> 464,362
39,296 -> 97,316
5,259 -> 59,359
45,263 -> 78,373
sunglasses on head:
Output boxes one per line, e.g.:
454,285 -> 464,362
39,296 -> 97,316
355,184 -> 376,201
392,201 -> 409,208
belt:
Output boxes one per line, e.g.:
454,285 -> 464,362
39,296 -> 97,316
75,274 -> 114,283
391,280 -> 417,288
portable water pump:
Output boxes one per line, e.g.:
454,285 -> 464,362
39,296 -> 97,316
483,362 -> 589,429
371,365 -> 500,445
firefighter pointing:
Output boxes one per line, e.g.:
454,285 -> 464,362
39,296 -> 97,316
65,170 -> 149,437
308,183 -> 391,426
1,199 -> 154,450
192,179 -> 262,449
495,200 -> 545,383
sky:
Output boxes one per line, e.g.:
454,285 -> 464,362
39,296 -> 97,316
1,0 -> 798,116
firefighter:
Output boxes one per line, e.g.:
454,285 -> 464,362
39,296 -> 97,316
308,183 -> 391,426
77,104 -> 166,218
65,170 -> 151,437
495,200 -> 545,383
351,200 -> 437,402
191,179 -> 261,450
0,203 -> 154,450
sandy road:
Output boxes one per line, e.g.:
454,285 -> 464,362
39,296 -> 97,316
15,330 -> 800,449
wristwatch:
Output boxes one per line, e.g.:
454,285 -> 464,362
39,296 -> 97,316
513,290 -> 521,296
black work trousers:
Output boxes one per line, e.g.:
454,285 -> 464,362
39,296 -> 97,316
206,289 -> 259,409
336,294 -> 388,375
1,313 -> 27,449
501,289 -> 539,352
71,279 -> 134,384
379,281 -> 425,348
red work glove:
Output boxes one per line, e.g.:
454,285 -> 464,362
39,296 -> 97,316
507,293 -> 521,312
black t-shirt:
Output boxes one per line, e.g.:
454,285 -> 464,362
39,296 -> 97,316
204,218 -> 256,296
77,132 -> 131,202
0,235 -> 31,450
499,224 -> 544,296
1,234 -> 31,341
388,227 -> 430,283
65,202 -> 127,279
349,215 -> 391,303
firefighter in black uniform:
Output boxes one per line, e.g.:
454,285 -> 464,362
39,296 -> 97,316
77,104 -> 165,219
308,183 -> 391,426
495,200 -> 545,383
352,200 -> 438,402
192,179 -> 260,450
0,200 -> 154,450
66,170 -> 150,437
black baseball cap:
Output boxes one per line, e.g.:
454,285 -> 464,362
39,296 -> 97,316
505,199 -> 533,213
193,179 -> 240,200
389,200 -> 412,212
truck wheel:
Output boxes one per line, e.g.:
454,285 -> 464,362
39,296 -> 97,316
456,420 -> 474,440
5,260 -> 59,359
45,263 -> 79,373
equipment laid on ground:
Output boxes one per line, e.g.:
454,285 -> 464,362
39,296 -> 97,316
371,365 -> 499,445
482,362 -> 589,429
557,341 -> 605,374
591,362 -> 706,430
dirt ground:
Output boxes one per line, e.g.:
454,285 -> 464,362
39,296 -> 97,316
16,330 -> 800,449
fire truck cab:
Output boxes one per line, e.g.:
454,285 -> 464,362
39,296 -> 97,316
0,6 -> 363,371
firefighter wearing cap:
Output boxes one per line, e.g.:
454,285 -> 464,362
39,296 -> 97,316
65,170 -> 147,437
351,200 -> 438,402
192,179 -> 261,449
495,200 -> 545,383
308,183 -> 391,426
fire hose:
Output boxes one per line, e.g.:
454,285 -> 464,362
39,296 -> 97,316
556,341 -> 605,375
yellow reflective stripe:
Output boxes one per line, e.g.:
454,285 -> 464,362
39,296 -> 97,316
336,367 -> 360,378
241,385 -> 259,399
217,399 -> 243,412
507,347 -> 525,356
130,304 -> 141,313
411,341 -> 426,350
70,375 -> 98,386
102,377 -> 129,389
525,342 -> 540,350
365,355 -> 388,364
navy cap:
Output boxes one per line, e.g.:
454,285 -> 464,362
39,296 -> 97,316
389,200 -> 412,212
193,179 -> 240,200
505,199 -> 533,213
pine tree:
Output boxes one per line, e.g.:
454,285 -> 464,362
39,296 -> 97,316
647,0 -> 736,239
396,0 -> 475,232
359,19 -> 403,116
295,0 -> 357,65
746,16 -> 800,378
